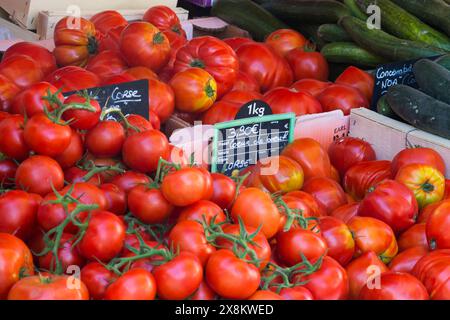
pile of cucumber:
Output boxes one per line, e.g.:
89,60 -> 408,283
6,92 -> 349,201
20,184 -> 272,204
212,0 -> 450,68
381,55 -> 450,139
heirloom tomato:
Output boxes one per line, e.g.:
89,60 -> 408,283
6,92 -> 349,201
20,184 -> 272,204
290,79 -> 331,97
328,137 -> 376,178
2,42 -> 56,76
302,177 -> 347,215
343,160 -> 392,200
359,272 -> 429,300
8,274 -> 89,300
0,74 -> 20,112
335,66 -> 374,102
143,5 -> 186,37
206,249 -> 260,299
358,180 -> 418,233
281,138 -> 331,182
264,87 -> 322,116
286,48 -> 329,82
90,10 -> 127,36
265,29 -> 308,57
231,70 -> 260,92
395,164 -> 445,209
0,55 -> 43,88
223,37 -> 253,52
426,201 -> 450,250
53,17 -> 98,67
347,216 -> 398,263
147,78 -> 175,122
388,246 -> 428,274
285,190 -> 325,217
319,216 -> 355,266
46,66 -> 100,92
104,269 -> 156,300
398,223 -> 428,252
318,84 -> 369,115
391,147 -> 446,176
98,25 -> 125,53
86,50 -> 128,82
120,22 -> 171,72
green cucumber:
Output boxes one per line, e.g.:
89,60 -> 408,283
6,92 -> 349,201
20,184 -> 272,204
355,0 -> 450,51
386,85 -> 450,139
343,0 -> 367,20
318,24 -> 352,42
413,59 -> 450,104
340,16 -> 446,61
211,0 -> 288,41
377,95 -> 401,120
391,0 -> 450,37
321,42 -> 388,67
261,0 -> 352,25
436,54 -> 450,71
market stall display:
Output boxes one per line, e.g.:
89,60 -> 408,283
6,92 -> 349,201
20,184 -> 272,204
0,0 -> 449,302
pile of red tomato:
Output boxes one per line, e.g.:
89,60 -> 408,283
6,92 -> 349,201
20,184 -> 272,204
0,5 -> 449,301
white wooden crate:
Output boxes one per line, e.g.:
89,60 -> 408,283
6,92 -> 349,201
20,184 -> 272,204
36,7 -> 189,39
0,0 -> 178,29
349,108 -> 450,178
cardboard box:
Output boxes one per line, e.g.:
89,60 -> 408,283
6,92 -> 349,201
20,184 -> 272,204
349,108 -> 450,178
0,0 -> 177,29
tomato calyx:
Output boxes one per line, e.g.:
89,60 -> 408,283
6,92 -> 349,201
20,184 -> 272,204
154,158 -> 181,184
190,59 -> 205,69
205,79 -> 216,99
153,32 -> 166,45
87,35 -> 98,55
421,182 -> 435,193
33,184 -> 99,275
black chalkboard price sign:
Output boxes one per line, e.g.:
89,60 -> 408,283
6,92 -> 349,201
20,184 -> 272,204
63,79 -> 149,120
211,100 -> 295,177
370,55 -> 444,109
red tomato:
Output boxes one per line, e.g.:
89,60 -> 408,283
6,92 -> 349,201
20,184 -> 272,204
0,114 -> 30,161
236,42 -> 293,93
319,216 -> 355,266
161,167 -> 208,206
0,74 -> 20,112
328,137 -> 376,178
128,185 -> 173,224
120,22 -> 171,72
53,130 -> 82,170
286,48 -> 329,82
85,120 -> 126,158
147,78 -> 175,122
10,82 -> 62,117
122,129 -> 169,173
265,29 -> 308,57
335,66 -> 374,102
64,166 -> 102,186
164,144 -> 189,167
343,160 -> 392,200
45,66 -> 100,92
359,272 -> 429,300
281,138 -> 332,182
0,158 -> 17,187
7,274 -> 89,300
294,256 -> 349,300
0,190 -> 38,240
174,36 -> 238,98
347,216 -> 398,263
168,220 -> 216,266
426,201 -> 450,250
163,30 -> 188,68
345,251 -> 389,299
413,249 -> 450,300
210,173 -> 237,209
100,183 -> 127,215
291,79 -> 331,98
111,171 -> 151,194
231,187 -> 281,239
62,94 -> 101,130
86,50 -> 128,82
170,68 -> 217,113
264,87 -> 322,116
206,249 -> 260,299
279,286 -> 314,300
276,228 -> 327,267
98,25 -> 125,53
81,262 -> 118,300
153,252 -> 203,300
398,223 -> 428,252
358,180 -> 419,233
143,5 -> 185,37
53,17 -> 98,67
391,147 -> 446,177
178,200 -> 226,225
90,10 -> 127,36
445,180 -> 450,199
38,233 -> 85,272
15,155 -> 64,196
248,290 -> 284,300
190,280 -> 217,300
77,211 -> 125,261
318,84 -> 369,115
284,190 -> 325,217
0,55 -> 43,88
231,70 -> 260,92
104,269 -> 156,300
223,37 -> 254,52
389,246 -> 428,274
122,66 -> 158,81
2,42 -> 56,76
60,182 -> 107,210
302,177 -> 347,215
202,101 -> 238,124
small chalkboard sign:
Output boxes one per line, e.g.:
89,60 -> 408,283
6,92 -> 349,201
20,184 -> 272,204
211,100 -> 296,177
371,55 -> 444,109
63,79 -> 149,120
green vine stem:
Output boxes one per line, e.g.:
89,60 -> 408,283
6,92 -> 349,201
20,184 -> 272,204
81,162 -> 125,182
100,108 -> 141,134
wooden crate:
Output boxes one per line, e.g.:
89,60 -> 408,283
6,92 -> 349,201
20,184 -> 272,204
36,7 -> 189,39
349,108 -> 450,178
1,0 -> 178,29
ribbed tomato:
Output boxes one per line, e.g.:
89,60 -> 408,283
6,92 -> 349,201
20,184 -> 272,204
231,70 -> 260,92
264,87 -> 322,116
223,37 -> 254,52
0,74 -> 20,112
143,5 -> 186,37
98,25 -> 125,53
318,84 -> 369,115
335,66 -> 375,102
426,201 -> 450,250
286,48 -> 329,82
86,50 -> 128,82
291,79 -> 331,97
0,55 -> 43,89
303,177 -> 347,214
46,66 -> 100,92
90,10 -> 127,36
265,29 -> 308,57
391,147 -> 446,177
2,42 -> 56,76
